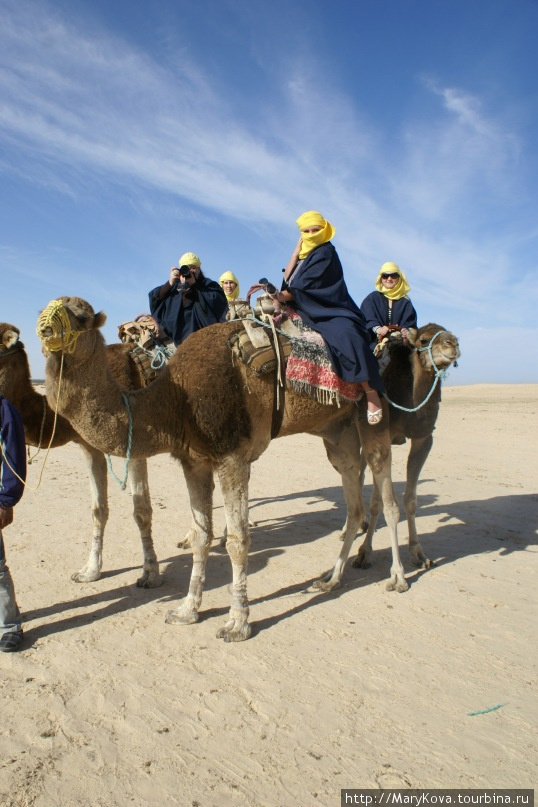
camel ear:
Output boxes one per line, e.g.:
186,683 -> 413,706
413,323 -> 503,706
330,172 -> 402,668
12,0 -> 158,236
407,328 -> 418,347
2,328 -> 20,349
95,311 -> 107,329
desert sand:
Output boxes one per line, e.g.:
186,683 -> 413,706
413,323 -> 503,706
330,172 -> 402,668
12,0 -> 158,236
1,384 -> 537,806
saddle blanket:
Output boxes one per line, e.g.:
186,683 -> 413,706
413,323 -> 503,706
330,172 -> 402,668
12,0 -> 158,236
285,311 -> 363,405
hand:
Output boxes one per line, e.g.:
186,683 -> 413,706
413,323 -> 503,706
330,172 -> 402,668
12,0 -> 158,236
401,328 -> 409,338
169,267 -> 181,286
0,506 -> 14,529
377,325 -> 390,337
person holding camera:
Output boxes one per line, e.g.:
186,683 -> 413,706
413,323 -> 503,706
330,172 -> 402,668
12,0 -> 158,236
148,252 -> 228,346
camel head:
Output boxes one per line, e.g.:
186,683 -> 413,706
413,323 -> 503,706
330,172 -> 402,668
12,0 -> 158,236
407,323 -> 460,373
0,322 -> 34,401
36,297 -> 107,361
0,322 -> 21,353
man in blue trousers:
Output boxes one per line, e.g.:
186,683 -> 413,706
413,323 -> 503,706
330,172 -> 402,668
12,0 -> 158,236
0,394 -> 27,652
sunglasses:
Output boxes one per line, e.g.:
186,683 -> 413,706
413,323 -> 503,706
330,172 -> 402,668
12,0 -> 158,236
381,272 -> 400,280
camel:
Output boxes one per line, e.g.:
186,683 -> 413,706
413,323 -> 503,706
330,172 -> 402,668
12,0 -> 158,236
37,296 -> 404,643
0,322 -> 160,588
353,323 -> 460,572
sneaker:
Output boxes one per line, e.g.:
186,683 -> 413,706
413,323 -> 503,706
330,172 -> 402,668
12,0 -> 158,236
0,631 -> 24,652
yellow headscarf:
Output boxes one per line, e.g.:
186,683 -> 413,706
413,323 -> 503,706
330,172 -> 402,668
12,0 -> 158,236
219,271 -> 240,301
179,251 -> 201,267
296,211 -> 336,259
375,261 -> 411,301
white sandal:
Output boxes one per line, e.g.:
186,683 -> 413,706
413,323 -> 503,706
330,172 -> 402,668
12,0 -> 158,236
365,390 -> 383,425
367,408 -> 383,425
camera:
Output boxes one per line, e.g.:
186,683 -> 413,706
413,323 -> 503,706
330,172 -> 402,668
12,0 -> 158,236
179,265 -> 193,278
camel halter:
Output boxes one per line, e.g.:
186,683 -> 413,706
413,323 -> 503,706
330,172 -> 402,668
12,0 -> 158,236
383,330 -> 456,413
36,300 -> 83,354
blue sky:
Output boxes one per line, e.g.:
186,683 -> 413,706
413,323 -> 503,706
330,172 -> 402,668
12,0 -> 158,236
1,0 -> 537,384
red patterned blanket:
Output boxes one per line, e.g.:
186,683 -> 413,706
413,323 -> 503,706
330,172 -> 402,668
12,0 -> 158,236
285,310 -> 363,405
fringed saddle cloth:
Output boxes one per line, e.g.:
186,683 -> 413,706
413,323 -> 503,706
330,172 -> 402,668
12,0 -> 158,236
228,295 -> 362,406
285,311 -> 363,405
117,314 -> 175,386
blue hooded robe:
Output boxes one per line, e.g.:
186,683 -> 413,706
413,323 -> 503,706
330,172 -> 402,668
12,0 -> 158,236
283,242 -> 383,392
361,290 -> 417,349
149,275 -> 228,346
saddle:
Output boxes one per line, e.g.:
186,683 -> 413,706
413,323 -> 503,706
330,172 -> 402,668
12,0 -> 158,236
117,314 -> 175,386
374,326 -> 407,374
227,294 -> 299,377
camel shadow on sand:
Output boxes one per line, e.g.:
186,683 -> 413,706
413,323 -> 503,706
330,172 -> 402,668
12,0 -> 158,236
22,484 -> 537,643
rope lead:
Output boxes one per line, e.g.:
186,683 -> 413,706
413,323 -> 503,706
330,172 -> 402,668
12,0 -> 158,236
383,330 -> 451,413
105,392 -> 133,490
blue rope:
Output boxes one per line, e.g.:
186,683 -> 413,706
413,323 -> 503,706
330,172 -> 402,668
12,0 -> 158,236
150,343 -> 175,370
105,392 -> 133,490
383,330 -> 451,413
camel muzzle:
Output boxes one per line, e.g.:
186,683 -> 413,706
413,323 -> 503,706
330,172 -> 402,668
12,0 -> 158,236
36,299 -> 82,354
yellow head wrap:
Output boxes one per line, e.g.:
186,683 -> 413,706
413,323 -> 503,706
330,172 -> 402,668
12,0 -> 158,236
219,271 -> 240,301
179,251 -> 201,268
375,262 -> 411,301
296,211 -> 336,259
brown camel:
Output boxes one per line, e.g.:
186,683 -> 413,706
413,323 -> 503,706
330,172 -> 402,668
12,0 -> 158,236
37,296 -> 404,642
353,323 -> 460,572
0,322 -> 160,587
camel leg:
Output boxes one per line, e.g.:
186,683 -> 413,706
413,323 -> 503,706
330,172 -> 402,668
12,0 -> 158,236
339,449 -> 368,541
404,436 -> 434,569
166,461 -> 214,626
313,420 -> 368,591
177,463 -> 255,550
71,444 -> 109,582
216,455 -> 251,642
128,458 -> 161,587
352,477 -> 382,570
356,411 -> 407,592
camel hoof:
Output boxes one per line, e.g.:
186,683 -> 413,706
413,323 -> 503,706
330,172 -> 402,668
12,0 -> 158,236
71,569 -> 101,583
409,545 -> 434,569
165,607 -> 199,626
216,619 -> 251,642
386,577 -> 409,593
351,554 -> 371,570
411,557 -> 433,570
312,576 -> 341,593
136,571 -> 163,588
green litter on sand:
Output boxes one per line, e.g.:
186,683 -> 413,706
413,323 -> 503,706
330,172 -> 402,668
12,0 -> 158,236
467,703 -> 507,716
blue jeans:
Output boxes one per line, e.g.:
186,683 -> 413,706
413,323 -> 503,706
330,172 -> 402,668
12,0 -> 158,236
0,530 -> 22,635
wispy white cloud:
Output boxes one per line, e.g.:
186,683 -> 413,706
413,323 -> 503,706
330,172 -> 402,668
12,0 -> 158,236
1,0 -> 537,378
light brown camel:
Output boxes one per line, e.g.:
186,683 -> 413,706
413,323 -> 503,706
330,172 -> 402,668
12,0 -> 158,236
37,296 -> 404,643
353,323 -> 460,572
0,322 -> 160,588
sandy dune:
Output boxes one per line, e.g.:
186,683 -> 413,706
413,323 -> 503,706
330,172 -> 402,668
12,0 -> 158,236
1,384 -> 536,806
